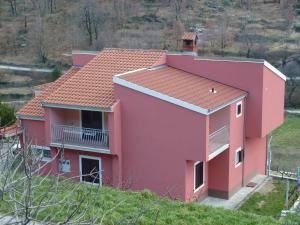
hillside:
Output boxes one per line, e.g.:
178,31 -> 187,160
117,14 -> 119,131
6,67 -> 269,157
1,0 -> 300,106
0,176 -> 280,225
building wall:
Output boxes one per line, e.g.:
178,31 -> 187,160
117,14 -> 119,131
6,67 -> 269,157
208,149 -> 229,197
50,108 -> 80,126
114,83 -> 208,201
244,137 -> 267,182
261,67 -> 285,136
227,99 -> 245,197
21,119 -> 46,145
72,52 -> 98,67
207,99 -> 245,199
167,55 -> 285,138
50,148 -> 113,185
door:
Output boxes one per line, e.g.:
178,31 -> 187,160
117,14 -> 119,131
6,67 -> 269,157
81,111 -> 103,141
80,156 -> 101,184
81,111 -> 102,129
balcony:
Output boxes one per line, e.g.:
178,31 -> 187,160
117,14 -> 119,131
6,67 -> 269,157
208,125 -> 229,160
51,124 -> 109,153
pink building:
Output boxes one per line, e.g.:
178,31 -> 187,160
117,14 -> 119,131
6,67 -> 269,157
17,36 -> 286,201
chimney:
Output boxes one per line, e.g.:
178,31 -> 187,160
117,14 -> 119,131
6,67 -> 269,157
181,32 -> 198,53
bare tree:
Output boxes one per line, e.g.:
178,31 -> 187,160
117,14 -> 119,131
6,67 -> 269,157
0,130 -> 166,224
81,1 -> 106,46
5,0 -> 17,16
47,0 -> 56,14
172,0 -> 185,21
238,15 -> 258,58
29,16 -> 48,63
284,61 -> 300,107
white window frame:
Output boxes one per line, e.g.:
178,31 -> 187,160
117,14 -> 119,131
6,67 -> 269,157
31,145 -> 51,162
235,147 -> 243,168
79,155 -> 102,186
236,101 -> 243,118
194,161 -> 205,193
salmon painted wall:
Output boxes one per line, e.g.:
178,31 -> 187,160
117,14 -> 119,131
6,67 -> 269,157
167,55 -> 284,138
108,102 -> 123,186
114,83 -> 208,200
228,99 -> 245,195
244,137 -> 267,182
208,149 -> 230,194
261,67 -> 285,136
49,148 -> 113,185
21,119 -> 46,145
207,99 -> 245,198
72,52 -> 98,67
185,160 -> 208,201
50,108 -> 80,126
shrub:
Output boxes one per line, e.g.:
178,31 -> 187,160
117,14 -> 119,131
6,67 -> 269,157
0,101 -> 16,127
51,65 -> 62,81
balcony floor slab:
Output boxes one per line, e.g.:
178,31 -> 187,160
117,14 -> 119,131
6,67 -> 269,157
51,143 -> 111,154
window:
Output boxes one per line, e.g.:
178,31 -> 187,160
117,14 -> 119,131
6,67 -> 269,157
32,146 -> 51,162
236,101 -> 242,118
235,148 -> 243,167
194,161 -> 204,192
60,160 -> 71,172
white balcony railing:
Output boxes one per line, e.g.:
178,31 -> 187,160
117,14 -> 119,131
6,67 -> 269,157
208,126 -> 229,156
51,124 -> 109,149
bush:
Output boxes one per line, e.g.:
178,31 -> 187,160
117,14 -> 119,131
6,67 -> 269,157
0,101 -> 16,127
51,65 -> 62,81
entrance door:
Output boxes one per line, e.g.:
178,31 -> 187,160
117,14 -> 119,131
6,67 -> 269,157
80,156 -> 101,184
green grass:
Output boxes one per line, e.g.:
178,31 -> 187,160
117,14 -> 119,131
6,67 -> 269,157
0,176 -> 279,225
271,114 -> 300,169
239,180 -> 297,218
272,114 -> 300,149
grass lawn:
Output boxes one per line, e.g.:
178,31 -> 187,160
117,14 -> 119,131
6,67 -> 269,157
0,176 -> 279,225
271,114 -> 300,169
239,180 -> 297,219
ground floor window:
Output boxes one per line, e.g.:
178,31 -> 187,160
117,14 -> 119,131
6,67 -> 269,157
32,145 -> 51,162
194,161 -> 204,192
235,147 -> 243,167
80,156 -> 102,185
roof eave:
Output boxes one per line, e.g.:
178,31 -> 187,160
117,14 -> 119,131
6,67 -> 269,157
16,114 -> 45,121
113,76 -> 209,115
207,93 -> 248,115
41,102 -> 113,112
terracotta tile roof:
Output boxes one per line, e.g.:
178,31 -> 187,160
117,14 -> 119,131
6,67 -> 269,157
34,82 -> 54,91
17,67 -> 80,118
116,66 -> 246,111
44,48 -> 167,109
182,32 -> 197,41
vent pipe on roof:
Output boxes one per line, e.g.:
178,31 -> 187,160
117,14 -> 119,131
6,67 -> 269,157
209,88 -> 217,94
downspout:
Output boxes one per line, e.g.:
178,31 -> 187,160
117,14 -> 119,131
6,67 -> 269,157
241,96 -> 248,187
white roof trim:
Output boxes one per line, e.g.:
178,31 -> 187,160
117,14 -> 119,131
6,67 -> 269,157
168,53 -> 286,81
72,50 -> 99,55
113,76 -> 209,115
16,114 -> 45,121
263,61 -> 286,81
208,95 -> 247,115
114,68 -> 147,77
41,102 -> 112,112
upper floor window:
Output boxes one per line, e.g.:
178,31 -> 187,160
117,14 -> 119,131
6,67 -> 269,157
194,161 -> 204,192
236,101 -> 243,118
235,147 -> 243,167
